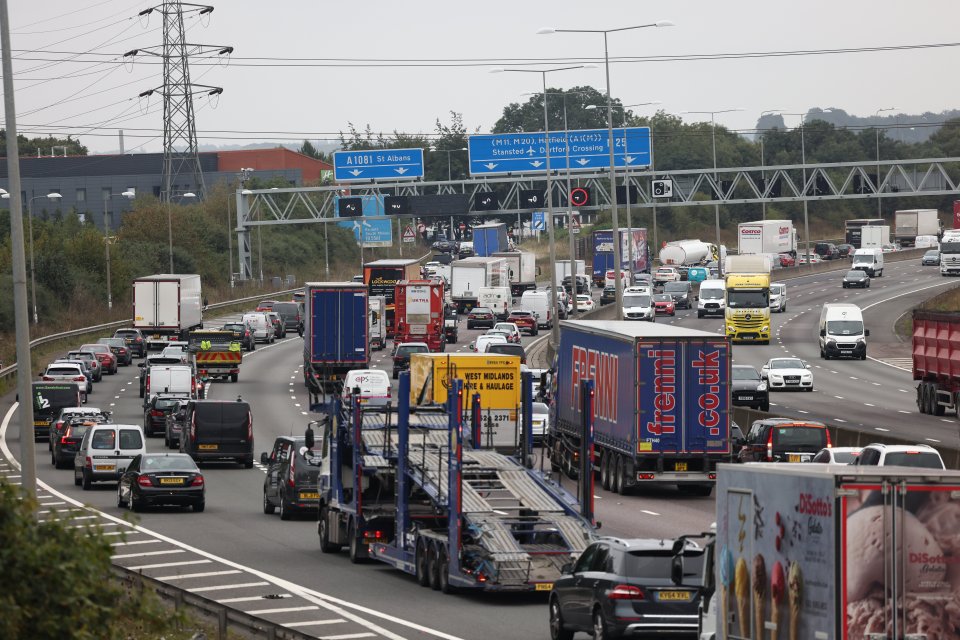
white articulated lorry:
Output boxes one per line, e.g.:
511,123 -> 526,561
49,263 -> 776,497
737,220 -> 797,256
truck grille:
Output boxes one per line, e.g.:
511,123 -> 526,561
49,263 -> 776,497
733,316 -> 766,329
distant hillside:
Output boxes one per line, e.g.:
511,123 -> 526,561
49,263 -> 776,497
755,108 -> 960,144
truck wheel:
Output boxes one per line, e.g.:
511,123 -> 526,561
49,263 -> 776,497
416,540 -> 431,586
230,373 -> 238,383
933,386 -> 946,416
348,521 -> 367,564
428,543 -> 441,590
318,507 -> 341,553
599,451 -> 610,491
918,384 -> 927,414
613,455 -> 625,495
438,547 -> 455,594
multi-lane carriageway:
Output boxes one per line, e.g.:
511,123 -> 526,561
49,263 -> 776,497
0,254 -> 956,640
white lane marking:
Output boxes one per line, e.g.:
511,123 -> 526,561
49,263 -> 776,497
942,419 -> 955,424
835,419 -> 847,423
899,389 -> 909,393
849,377 -> 859,381
864,403 -> 875,407
245,606 -> 319,615
286,620 -> 348,628
898,410 -> 912,414
112,539 -> 161,547
128,559 -> 211,571
926,438 -> 942,443
871,382 -> 881,387
797,410 -> 809,414
641,509 -> 660,516
190,582 -> 271,593
321,635 -> 376,640
834,396 -> 844,400
159,570 -> 245,581
219,594 -> 292,604
875,427 -> 890,432
113,549 -> 185,560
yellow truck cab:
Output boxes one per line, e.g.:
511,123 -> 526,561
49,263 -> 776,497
724,255 -> 771,344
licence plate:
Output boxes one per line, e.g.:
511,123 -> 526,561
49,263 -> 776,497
535,583 -> 553,592
299,492 -> 320,500
198,444 -> 218,450
160,477 -> 184,485
657,591 -> 691,602
674,462 -> 688,472
788,454 -> 804,463
34,420 -> 50,427
94,464 -> 114,471
737,394 -> 753,400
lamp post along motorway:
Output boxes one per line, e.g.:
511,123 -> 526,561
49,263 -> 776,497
874,107 -> 896,218
587,101 -> 660,283
540,20 -> 674,319
681,108 -> 743,277
103,191 -> 136,310
28,193 -> 61,323
490,64 -> 591,349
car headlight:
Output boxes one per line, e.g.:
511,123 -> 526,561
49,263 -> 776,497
757,382 -> 767,391
770,374 -> 783,381
681,294 -> 688,299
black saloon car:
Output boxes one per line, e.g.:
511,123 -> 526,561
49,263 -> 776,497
117,453 -> 205,512
549,537 -> 705,640
842,269 -> 870,288
261,435 -> 323,520
731,365 -> 769,412
466,307 -> 496,329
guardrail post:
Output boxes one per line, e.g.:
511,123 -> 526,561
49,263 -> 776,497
218,608 -> 227,639
267,626 -> 277,640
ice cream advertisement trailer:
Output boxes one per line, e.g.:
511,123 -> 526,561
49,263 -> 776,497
715,463 -> 960,640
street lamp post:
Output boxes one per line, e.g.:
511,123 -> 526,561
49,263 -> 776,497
167,191 -> 197,273
540,20 -> 674,319
432,147 -> 468,181
103,190 -> 136,311
490,64 -> 591,349
681,108 -> 744,276
587,101 -> 661,282
874,107 -> 896,218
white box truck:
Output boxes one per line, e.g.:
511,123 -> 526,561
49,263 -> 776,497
492,251 -> 538,296
449,257 -> 507,313
132,274 -> 203,350
368,296 -> 386,351
554,259 -> 587,284
894,208 -> 941,247
737,220 -> 797,256
860,224 -> 890,249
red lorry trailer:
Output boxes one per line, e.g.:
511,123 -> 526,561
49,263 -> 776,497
393,280 -> 445,352
913,309 -> 960,416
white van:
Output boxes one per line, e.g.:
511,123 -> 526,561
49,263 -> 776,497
697,279 -> 726,318
851,248 -> 884,277
342,369 -> 391,406
73,423 -> 146,489
144,364 -> 195,401
819,303 -> 869,360
520,290 -> 553,329
769,282 -> 787,313
242,312 -> 274,343
478,286 -> 511,321
915,235 -> 939,249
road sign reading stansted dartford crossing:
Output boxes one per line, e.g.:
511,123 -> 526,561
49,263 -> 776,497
468,127 -> 651,176
333,148 -> 424,181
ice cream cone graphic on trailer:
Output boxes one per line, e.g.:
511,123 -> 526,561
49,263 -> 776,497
719,546 -> 734,633
735,556 -> 750,638
770,560 -> 785,640
753,555 -> 766,640
787,561 -> 802,640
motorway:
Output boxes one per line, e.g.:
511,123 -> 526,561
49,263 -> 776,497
0,255 -> 956,640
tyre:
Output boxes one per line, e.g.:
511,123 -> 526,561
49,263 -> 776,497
74,468 -> 81,486
263,488 -> 275,514
438,548 -> 455,594
614,455 -> 626,495
129,491 -> 140,513
549,597 -> 574,640
348,521 -> 366,564
592,609 -> 609,640
427,543 -> 441,590
318,507 -> 342,553
139,386 -> 144,399
193,500 -> 205,512
164,434 -> 170,448
761,402 -> 770,412
81,469 -> 91,490
230,373 -> 238,383
279,493 -> 292,521
918,384 -> 927,414
243,457 -> 254,469
416,541 -> 431,587
117,485 -> 126,508
687,484 -> 713,497
600,451 -> 610,491
698,311 -> 704,318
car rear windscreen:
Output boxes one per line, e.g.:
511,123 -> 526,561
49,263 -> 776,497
33,385 -> 80,413
622,550 -> 705,585
773,427 -> 826,449
883,452 -> 943,469
273,302 -> 298,317
488,344 -> 524,358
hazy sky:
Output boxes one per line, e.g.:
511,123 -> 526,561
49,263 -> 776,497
4,0 -> 959,155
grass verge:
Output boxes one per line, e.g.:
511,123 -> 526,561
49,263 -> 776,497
893,282 -> 960,340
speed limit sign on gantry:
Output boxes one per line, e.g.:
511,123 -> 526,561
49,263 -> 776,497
652,179 -> 673,198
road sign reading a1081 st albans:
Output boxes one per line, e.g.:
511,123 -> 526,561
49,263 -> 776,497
333,148 -> 424,182
468,127 -> 651,176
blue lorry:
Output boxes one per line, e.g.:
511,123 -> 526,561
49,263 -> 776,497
547,320 -> 732,496
472,222 -> 509,257
302,282 -> 369,394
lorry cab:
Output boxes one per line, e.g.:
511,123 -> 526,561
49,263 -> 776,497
851,247 -> 884,277
819,303 -> 868,360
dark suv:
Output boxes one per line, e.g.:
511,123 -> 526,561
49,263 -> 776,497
731,365 -> 769,412
737,418 -> 831,463
261,435 -> 322,520
663,281 -> 695,309
272,301 -> 304,336
179,399 -> 254,468
114,328 -> 147,358
814,242 -> 840,260
600,286 -> 616,306
550,537 -> 705,640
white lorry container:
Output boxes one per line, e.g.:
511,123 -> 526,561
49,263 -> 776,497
478,286 -> 511,321
894,208 -> 941,247
723,254 -> 772,275
859,224 -> 890,249
554,259 -> 587,285
659,239 -> 712,266
449,257 -> 508,312
492,251 -> 538,296
368,296 -> 386,351
737,220 -> 797,256
132,274 -> 203,350
703,463 -> 960,640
